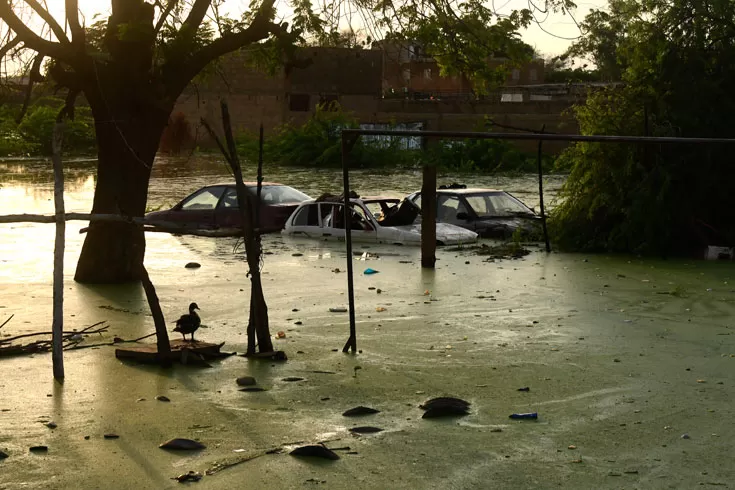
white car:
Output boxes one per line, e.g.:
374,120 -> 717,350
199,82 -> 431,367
282,196 -> 478,246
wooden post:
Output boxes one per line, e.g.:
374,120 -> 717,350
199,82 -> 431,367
139,265 -> 172,366
420,139 -> 437,268
51,121 -> 65,381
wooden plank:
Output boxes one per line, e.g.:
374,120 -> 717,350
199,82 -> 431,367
115,340 -> 227,364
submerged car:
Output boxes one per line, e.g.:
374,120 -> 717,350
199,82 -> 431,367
406,185 -> 542,239
282,196 -> 478,246
146,182 -> 311,234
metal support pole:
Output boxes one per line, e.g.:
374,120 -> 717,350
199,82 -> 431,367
51,121 -> 65,381
537,126 -> 551,253
341,134 -> 359,353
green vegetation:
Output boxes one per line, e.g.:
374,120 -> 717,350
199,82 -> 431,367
237,105 -> 550,174
549,0 -> 735,256
0,97 -> 96,157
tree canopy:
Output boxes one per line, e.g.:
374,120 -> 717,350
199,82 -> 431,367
551,0 -> 735,255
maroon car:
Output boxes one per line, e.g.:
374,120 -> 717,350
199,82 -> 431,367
145,182 -> 311,234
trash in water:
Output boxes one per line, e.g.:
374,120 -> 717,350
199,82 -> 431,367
276,331 -> 286,339
364,268 -> 379,275
329,307 -> 348,313
509,412 -> 538,420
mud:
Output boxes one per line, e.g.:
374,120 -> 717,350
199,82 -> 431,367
1,158 -> 734,489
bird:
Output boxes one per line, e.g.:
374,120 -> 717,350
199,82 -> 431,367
173,302 -> 201,342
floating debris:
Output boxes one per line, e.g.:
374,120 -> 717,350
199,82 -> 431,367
155,395 -> 171,402
184,262 -> 201,269
290,445 -> 340,460
329,307 -> 348,313
509,412 -> 538,420
104,434 -> 120,439
0,450 -> 9,459
240,387 -> 267,392
348,426 -> 383,434
45,422 -> 57,429
172,471 -> 203,483
343,406 -> 380,417
160,438 -> 206,451
282,377 -> 305,382
517,387 -> 530,392
364,268 -> 379,275
29,446 -> 48,453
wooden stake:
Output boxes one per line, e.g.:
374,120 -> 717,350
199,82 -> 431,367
51,121 -> 65,381
420,162 -> 437,268
139,264 -> 172,366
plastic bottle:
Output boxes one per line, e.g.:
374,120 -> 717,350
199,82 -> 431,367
509,412 -> 538,420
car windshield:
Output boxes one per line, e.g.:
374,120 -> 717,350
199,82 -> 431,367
464,192 -> 534,218
220,185 -> 311,208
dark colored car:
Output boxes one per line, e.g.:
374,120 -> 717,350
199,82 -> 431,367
406,186 -> 542,239
146,182 -> 311,234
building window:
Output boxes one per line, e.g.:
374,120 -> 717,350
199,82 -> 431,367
289,93 -> 310,112
529,69 -> 538,82
511,69 -> 520,81
423,68 -> 432,80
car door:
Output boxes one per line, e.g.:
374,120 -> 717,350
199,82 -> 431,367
322,202 -> 378,243
214,186 -> 242,228
171,186 -> 226,228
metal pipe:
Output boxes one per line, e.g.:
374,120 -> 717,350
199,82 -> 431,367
341,136 -> 357,353
536,126 -> 551,253
341,129 -> 735,145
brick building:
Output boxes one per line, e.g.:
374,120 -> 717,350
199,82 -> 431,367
173,43 -> 575,153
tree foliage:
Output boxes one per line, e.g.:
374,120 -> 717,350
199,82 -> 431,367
551,0 -> 735,255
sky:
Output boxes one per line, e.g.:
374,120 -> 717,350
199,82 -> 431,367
39,0 -> 608,56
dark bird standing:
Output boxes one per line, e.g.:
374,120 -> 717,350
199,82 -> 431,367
173,302 -> 201,342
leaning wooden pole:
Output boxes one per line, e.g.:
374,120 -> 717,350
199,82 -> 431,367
536,125 -> 551,253
51,121 -> 65,380
420,159 -> 437,268
139,265 -> 172,366
341,134 -> 357,353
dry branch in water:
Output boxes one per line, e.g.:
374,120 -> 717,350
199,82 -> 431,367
0,321 -> 154,357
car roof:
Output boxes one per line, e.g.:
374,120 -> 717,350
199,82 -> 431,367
210,182 -> 285,187
436,188 -> 506,194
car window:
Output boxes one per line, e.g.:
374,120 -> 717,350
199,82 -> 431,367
437,195 -> 467,221
291,204 -> 320,226
220,188 -> 239,208
325,203 -> 372,230
466,192 -> 533,217
411,193 -> 422,209
261,185 -> 311,204
181,186 -> 226,211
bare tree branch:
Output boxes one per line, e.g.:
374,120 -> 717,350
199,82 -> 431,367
182,0 -> 213,32
23,0 -> 71,44
65,0 -> 84,46
165,0 -> 278,95
0,35 -> 21,59
15,52 -> 44,123
154,0 -> 180,34
0,1 -> 74,64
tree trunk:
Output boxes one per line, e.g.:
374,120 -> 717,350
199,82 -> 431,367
74,86 -> 170,283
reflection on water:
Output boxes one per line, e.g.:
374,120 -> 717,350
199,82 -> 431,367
0,154 -> 565,285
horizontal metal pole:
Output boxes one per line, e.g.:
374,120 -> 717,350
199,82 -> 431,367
342,129 -> 735,145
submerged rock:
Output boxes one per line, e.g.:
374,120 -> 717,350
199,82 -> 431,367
348,426 -> 383,434
0,450 -> 8,459
342,406 -> 381,417
282,377 -> 304,382
419,397 -> 471,411
422,406 -> 470,418
239,387 -> 267,392
420,397 -> 471,418
184,262 -> 201,269
29,446 -> 48,453
104,434 -> 120,439
236,376 -> 256,386
290,445 -> 340,460
155,395 -> 171,402
160,438 -> 206,451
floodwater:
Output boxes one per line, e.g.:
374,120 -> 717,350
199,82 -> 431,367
1,156 -> 735,489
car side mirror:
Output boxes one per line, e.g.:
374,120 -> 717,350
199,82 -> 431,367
456,212 -> 470,220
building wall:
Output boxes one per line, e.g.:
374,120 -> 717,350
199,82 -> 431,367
172,46 -> 574,154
